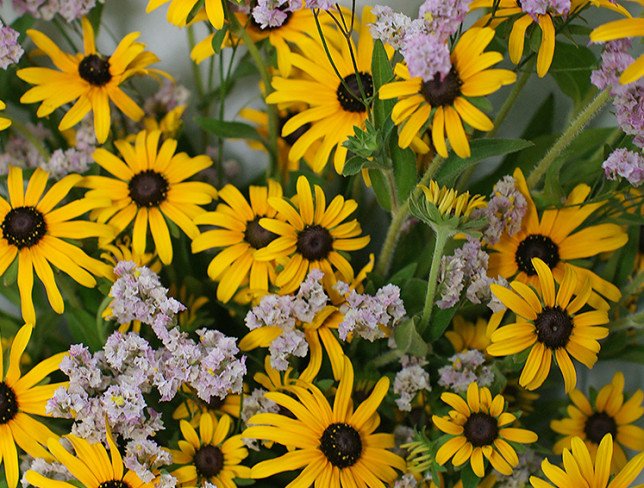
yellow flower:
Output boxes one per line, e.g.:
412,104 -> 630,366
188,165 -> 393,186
380,27 -> 515,158
255,175 -> 370,294
18,18 -> 161,143
591,15 -> 644,84
0,166 -> 113,324
25,423 -> 155,488
0,324 -> 67,488
0,100 -> 10,130
446,316 -> 492,353
173,388 -> 242,428
84,130 -> 216,265
243,357 -> 406,487
529,434 -> 644,488
419,180 -> 487,220
171,412 -> 251,487
147,0 -> 224,29
551,372 -> 644,471
488,168 -> 628,310
192,180 -> 282,303
488,258 -> 609,392
433,382 -> 538,478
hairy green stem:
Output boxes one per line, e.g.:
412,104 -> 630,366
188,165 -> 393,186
527,89 -> 611,188
419,229 -> 449,334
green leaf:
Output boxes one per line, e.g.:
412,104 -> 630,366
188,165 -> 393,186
460,462 -> 481,488
394,317 -> 428,357
368,169 -> 392,211
371,40 -> 395,127
389,263 -> 418,285
196,117 -> 263,141
550,42 -> 596,106
87,3 -> 104,33
436,138 -> 534,186
428,306 -> 458,342
523,94 -> 555,140
211,26 -> 229,55
343,156 -> 368,176
391,143 -> 417,202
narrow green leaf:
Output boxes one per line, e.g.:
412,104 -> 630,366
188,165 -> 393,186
371,40 -> 394,127
394,317 -> 428,357
211,26 -> 229,55
461,463 -> 482,488
87,4 -> 104,33
197,117 -> 263,141
391,143 -> 417,202
368,169 -> 392,211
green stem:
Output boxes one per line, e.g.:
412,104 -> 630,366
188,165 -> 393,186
375,154 -> 443,277
187,26 -> 205,100
527,89 -> 611,188
419,229 -> 449,334
489,69 -> 531,138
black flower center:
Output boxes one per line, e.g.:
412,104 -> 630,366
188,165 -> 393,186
297,224 -> 333,261
584,412 -> 617,444
129,170 -> 169,207
207,396 -> 224,410
320,423 -> 362,468
2,206 -> 47,249
98,482 -> 130,488
336,72 -> 374,113
515,234 -> 560,276
535,306 -> 574,349
463,412 -> 499,447
245,218 -> 277,249
194,445 -> 224,478
79,54 -> 112,86
421,68 -> 462,107
279,112 -> 310,147
0,382 -> 18,424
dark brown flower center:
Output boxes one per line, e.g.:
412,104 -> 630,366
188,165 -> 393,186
463,412 -> 499,447
336,72 -> 374,113
584,412 -> 617,444
320,422 -> 362,468
515,234 -> 560,276
535,306 -> 573,349
0,382 -> 18,424
421,68 -> 462,107
245,218 -> 277,249
79,54 -> 112,86
194,445 -> 224,478
129,170 -> 169,207
297,224 -> 333,261
98,482 -> 130,488
279,112 -> 310,147
2,206 -> 47,249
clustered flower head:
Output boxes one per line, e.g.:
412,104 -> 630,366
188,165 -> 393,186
591,40 -> 634,91
437,349 -> 494,393
8,0 -> 100,21
614,81 -> 644,149
603,148 -> 644,187
251,0 -> 303,29
520,0 -> 571,18
393,355 -> 431,411
474,175 -> 528,245
0,22 -> 23,69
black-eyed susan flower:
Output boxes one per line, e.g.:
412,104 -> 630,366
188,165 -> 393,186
18,18 -> 161,144
415,180 -> 487,231
0,100 -> 10,130
529,434 -> 644,488
0,323 -> 67,488
192,180 -> 282,304
171,412 -> 251,487
0,166 -> 113,324
488,258 -> 609,392
433,382 -> 538,478
379,27 -> 515,158
446,316 -> 492,353
255,175 -> 370,294
147,0 -> 224,29
488,168 -> 628,310
551,371 -> 644,470
591,15 -> 644,84
243,357 -> 406,486
265,7 -> 386,174
84,130 -> 216,265
173,388 -> 242,427
25,423 -> 155,488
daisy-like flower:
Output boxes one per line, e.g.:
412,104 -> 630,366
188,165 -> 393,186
550,371 -> 644,470
488,168 -> 628,310
265,7 -> 386,173
379,27 -> 516,158
84,130 -> 216,265
488,258 -> 609,392
173,390 -> 242,427
255,175 -> 370,294
0,324 -> 67,488
530,434 -> 644,488
0,100 -> 10,130
432,382 -> 538,478
171,412 -> 251,487
243,357 -> 406,487
18,18 -> 161,143
446,316 -> 492,353
192,180 -> 282,304
417,180 -> 487,225
591,15 -> 644,84
147,0 -> 225,29
25,423 -> 155,488
0,166 -> 113,324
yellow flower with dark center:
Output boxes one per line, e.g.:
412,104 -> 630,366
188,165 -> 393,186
529,434 -> 644,488
173,388 -> 242,427
0,101 -> 10,130
551,372 -> 644,471
192,180 -> 282,304
25,423 -> 155,488
243,357 -> 406,486
433,382 -> 538,478
0,324 -> 67,488
446,316 -> 492,353
379,27 -> 515,158
591,15 -> 644,84
488,168 -> 628,310
84,130 -> 216,265
147,0 -> 224,29
0,166 -> 113,324
255,175 -> 370,294
18,18 -> 161,144
265,7 -> 384,174
470,0 -> 629,77
101,236 -> 161,276
488,258 -> 609,392
171,412 -> 251,487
